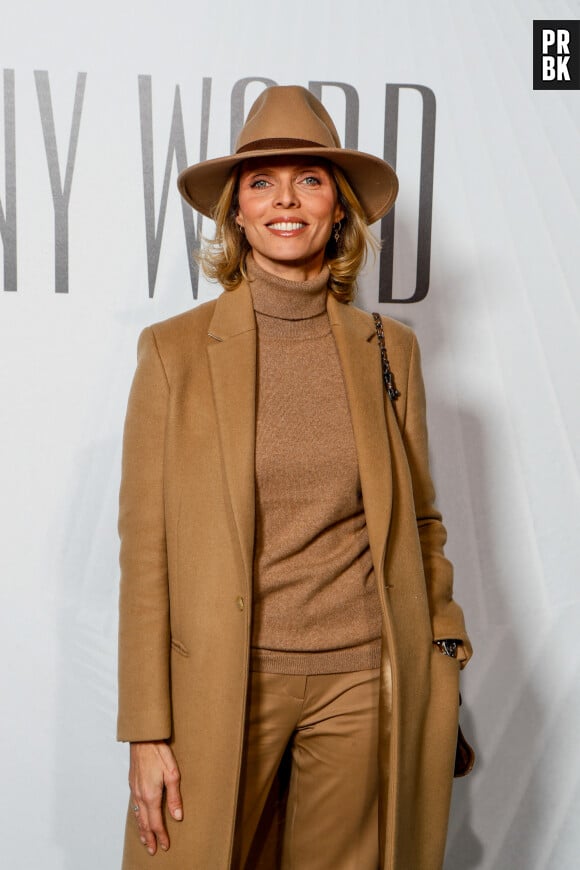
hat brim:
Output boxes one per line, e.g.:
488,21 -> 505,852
177,147 -> 398,225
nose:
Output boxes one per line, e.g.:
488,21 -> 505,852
274,177 -> 299,208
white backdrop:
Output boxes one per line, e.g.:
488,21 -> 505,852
1,1 -> 579,867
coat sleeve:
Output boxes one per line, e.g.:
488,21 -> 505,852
117,326 -> 172,741
401,332 -> 472,666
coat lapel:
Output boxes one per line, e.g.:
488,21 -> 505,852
207,282 -> 257,584
328,295 -> 393,577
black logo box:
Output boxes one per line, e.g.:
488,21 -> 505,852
533,20 -> 580,90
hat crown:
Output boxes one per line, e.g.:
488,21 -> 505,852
235,86 -> 341,154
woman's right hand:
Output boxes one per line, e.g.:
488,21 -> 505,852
129,740 -> 183,856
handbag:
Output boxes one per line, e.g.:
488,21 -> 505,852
455,697 -> 476,777
372,312 -> 476,778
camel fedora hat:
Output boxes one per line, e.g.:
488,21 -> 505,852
177,85 -> 398,224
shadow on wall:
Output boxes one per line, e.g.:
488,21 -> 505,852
53,437 -> 127,870
443,398 -> 547,869
406,262 -> 545,869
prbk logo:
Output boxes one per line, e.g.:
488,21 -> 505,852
533,20 -> 580,89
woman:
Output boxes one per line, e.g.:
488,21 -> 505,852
117,86 -> 472,870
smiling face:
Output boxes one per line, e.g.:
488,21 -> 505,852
235,156 -> 345,281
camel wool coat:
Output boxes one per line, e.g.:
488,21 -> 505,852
117,280 -> 472,870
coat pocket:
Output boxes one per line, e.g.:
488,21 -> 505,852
170,637 -> 190,657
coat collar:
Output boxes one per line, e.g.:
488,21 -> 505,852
206,281 -> 393,585
207,280 -> 257,341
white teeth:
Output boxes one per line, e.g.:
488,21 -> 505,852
267,222 -> 305,231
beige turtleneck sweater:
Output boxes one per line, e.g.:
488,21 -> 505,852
248,257 -> 382,675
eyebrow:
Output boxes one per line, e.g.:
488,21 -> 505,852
243,164 -> 326,177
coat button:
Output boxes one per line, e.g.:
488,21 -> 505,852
236,596 -> 245,611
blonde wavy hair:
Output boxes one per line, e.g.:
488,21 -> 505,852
197,160 -> 379,303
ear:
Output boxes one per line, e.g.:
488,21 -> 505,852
333,202 -> 345,223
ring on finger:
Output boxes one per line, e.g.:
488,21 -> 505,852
132,804 -> 139,813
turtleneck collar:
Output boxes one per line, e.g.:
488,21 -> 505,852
246,255 -> 330,321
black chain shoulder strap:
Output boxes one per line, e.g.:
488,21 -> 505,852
372,313 -> 400,402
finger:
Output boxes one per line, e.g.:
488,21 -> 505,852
156,742 -> 183,822
139,781 -> 169,853
163,761 -> 183,822
146,803 -> 169,853
133,801 -> 158,856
